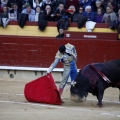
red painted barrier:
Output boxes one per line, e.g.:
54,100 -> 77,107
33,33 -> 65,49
0,36 -> 120,69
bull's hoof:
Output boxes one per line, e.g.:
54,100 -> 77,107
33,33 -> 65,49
97,103 -> 103,107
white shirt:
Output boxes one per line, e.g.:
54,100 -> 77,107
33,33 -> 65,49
33,0 -> 42,8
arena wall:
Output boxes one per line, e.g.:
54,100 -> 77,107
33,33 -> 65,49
0,21 -> 120,82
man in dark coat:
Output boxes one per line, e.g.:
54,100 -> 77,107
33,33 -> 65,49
7,0 -> 22,11
73,6 -> 84,22
43,5 -> 53,21
51,3 -> 66,21
9,3 -> 22,20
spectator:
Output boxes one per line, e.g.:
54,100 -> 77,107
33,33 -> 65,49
0,1 -> 2,13
102,6 -> 117,23
56,27 -> 64,38
100,0 -> 107,5
22,0 -> 33,9
0,5 -> 9,18
117,9 -> 120,23
82,5 -> 95,21
43,4 -> 53,21
35,5 -> 41,13
95,7 -> 103,23
1,0 -> 8,9
79,0 -> 92,10
40,0 -> 52,11
10,3 -> 22,14
118,1 -> 120,10
7,0 -> 22,11
100,0 -> 108,11
33,0 -> 42,9
94,0 -> 105,13
118,9 -> 120,33
66,5 -> 76,22
50,0 -> 59,12
51,0 -> 65,11
73,6 -> 84,22
0,7 -> 1,13
52,3 -> 66,21
22,4 -> 35,21
107,2 -> 114,12
8,3 -> 22,21
65,0 -> 79,9
34,6 -> 41,21
108,0 -> 117,13
0,5 -> 10,27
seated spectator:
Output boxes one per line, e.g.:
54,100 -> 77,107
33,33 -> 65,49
22,0 -> 33,9
10,3 -> 21,14
52,3 -> 66,21
94,0 -> 105,13
82,5 -> 95,21
117,9 -> 120,23
51,0 -> 59,12
9,3 -> 22,21
100,0 -> 117,12
40,0 -> 52,11
34,6 -> 41,21
107,2 -> 114,12
1,0 -> 8,8
0,5 -> 9,18
51,0 -> 66,12
0,5 -> 10,28
108,0 -> 117,13
33,0 -> 42,9
43,5 -> 53,21
73,6 -> 84,22
65,0 -> 79,9
7,0 -> 22,11
66,5 -> 76,22
100,0 -> 108,7
79,0 -> 92,10
102,6 -> 117,23
118,1 -> 120,10
56,27 -> 64,38
0,7 -> 1,13
95,7 -> 104,23
22,4 -> 35,21
117,9 -> 120,33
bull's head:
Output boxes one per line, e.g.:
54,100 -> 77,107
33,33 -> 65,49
70,71 -> 89,103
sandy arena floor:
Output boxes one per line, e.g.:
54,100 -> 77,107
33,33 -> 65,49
0,80 -> 120,120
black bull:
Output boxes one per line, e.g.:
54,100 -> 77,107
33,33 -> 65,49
70,60 -> 120,107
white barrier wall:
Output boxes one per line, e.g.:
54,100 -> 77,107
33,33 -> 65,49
0,66 -> 74,82
0,70 -> 64,82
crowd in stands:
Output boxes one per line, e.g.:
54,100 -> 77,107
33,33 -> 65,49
0,0 -> 120,37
